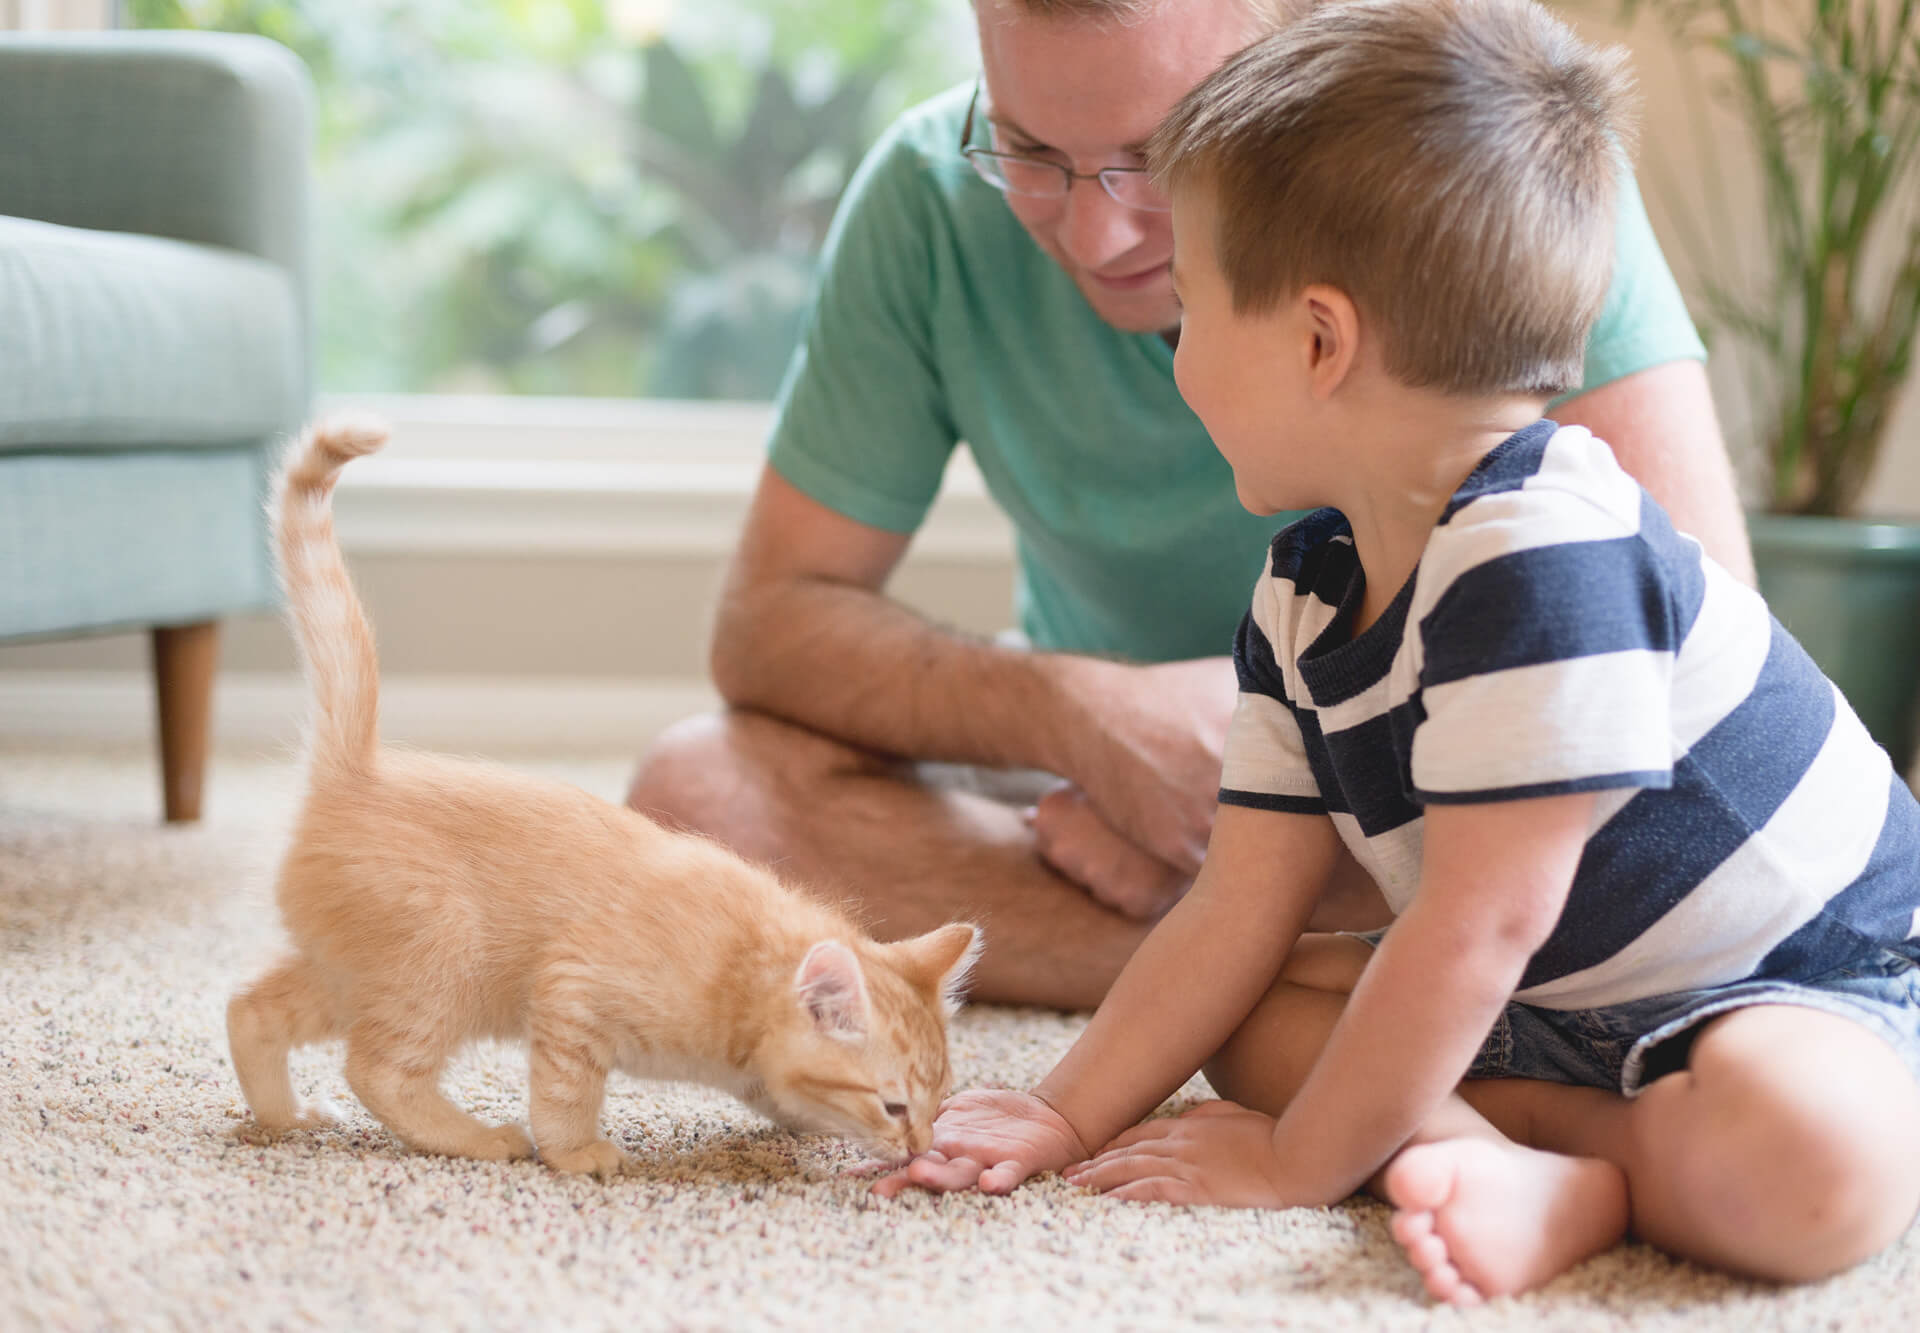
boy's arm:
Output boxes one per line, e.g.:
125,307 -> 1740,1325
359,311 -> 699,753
874,801 -> 1343,1197
1035,802 -> 1343,1152
1074,790 -> 1597,1208
1259,790 -> 1597,1202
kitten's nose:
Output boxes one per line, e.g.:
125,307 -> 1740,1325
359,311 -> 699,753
909,1124 -> 932,1155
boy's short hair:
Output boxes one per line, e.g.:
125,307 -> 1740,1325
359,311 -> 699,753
1147,0 -> 1638,396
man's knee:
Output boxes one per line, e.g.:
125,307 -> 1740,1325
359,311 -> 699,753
626,712 -> 734,828
625,708 -> 886,833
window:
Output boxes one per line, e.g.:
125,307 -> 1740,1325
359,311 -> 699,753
129,0 -> 973,401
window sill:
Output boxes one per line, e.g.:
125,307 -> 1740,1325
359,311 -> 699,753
323,392 -> 1013,561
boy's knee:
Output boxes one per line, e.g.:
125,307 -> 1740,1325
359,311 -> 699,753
1646,1015 -> 1920,1279
1675,1117 -> 1910,1280
1202,959 -> 1356,1110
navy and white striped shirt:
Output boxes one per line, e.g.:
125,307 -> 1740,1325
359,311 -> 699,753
1220,420 -> 1920,1010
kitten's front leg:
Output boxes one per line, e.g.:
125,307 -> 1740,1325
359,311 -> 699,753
529,1033 -> 633,1180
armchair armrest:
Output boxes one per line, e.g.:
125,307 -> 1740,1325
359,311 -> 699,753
0,30 -> 313,367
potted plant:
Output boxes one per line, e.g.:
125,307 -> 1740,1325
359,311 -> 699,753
1622,0 -> 1920,776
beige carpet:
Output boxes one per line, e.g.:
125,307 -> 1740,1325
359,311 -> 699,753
4,741 -> 1918,1332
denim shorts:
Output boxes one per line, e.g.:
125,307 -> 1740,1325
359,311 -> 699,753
1349,930 -> 1920,1096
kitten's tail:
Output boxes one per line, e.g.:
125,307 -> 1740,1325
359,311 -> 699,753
274,416 -> 388,772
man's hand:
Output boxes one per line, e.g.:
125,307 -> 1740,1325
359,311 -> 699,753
1051,656 -> 1237,881
870,1088 -> 1089,1199
1026,784 -> 1190,919
1063,1101 -> 1302,1208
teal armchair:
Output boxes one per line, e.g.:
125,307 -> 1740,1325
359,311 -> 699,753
0,31 -> 312,820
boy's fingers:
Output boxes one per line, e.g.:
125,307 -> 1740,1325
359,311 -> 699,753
1068,1143 -> 1181,1189
1179,1100 -> 1246,1119
1105,1177 -> 1190,1205
907,1153 -> 985,1192
870,1149 -> 969,1198
977,1160 -> 1036,1194
1070,1152 -> 1179,1197
1100,1120 -> 1177,1152
868,1170 -> 917,1199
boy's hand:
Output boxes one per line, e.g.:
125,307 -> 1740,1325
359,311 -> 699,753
870,1089 -> 1089,1198
1064,1100 -> 1299,1208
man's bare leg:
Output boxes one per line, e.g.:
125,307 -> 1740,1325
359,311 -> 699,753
1206,941 -> 1920,1302
627,709 -> 1150,1009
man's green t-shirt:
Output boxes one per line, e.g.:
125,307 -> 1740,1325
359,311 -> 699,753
766,85 -> 1705,663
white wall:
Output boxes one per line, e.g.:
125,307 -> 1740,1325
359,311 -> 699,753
1569,1 -> 1920,516
0,1 -> 115,30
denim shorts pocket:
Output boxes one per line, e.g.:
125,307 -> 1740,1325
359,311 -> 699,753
1467,1008 -> 1515,1079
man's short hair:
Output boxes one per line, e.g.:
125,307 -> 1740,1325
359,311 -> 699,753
987,0 -> 1298,25
1147,0 -> 1637,396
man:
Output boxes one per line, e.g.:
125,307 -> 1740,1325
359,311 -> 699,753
626,0 -> 1751,1010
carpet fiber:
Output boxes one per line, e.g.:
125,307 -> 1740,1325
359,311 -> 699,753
4,742 -> 1917,1331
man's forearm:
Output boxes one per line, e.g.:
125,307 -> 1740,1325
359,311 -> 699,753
711,572 -> 1094,777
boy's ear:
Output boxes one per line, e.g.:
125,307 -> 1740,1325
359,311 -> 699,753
1301,283 -> 1360,399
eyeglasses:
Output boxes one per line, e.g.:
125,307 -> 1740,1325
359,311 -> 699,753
959,80 -> 1171,214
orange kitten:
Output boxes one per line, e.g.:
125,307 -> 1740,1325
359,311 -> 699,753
227,418 -> 980,1176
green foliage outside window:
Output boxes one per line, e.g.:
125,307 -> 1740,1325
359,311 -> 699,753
129,0 -> 973,399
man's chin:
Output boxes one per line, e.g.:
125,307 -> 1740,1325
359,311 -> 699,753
1075,277 -> 1180,336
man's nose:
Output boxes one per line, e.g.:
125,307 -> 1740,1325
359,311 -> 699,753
1057,178 -> 1150,269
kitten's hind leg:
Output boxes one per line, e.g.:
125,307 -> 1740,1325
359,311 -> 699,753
529,1026 -> 633,1179
343,1023 -> 534,1162
227,954 -> 343,1134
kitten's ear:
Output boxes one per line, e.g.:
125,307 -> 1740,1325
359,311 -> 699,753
894,923 -> 982,1014
794,940 -> 870,1040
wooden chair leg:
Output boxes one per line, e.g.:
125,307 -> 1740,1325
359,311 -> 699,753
151,620 -> 220,823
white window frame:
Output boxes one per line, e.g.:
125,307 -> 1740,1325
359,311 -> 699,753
325,392 -> 1013,563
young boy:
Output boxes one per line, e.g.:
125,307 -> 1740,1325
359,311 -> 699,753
874,0 -> 1920,1304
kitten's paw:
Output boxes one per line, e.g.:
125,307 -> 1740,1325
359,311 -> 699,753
543,1139 -> 635,1180
290,1099 -> 343,1130
471,1122 -> 537,1161
236,1100 -> 341,1143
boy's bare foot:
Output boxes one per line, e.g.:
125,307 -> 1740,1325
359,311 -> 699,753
1384,1138 -> 1630,1305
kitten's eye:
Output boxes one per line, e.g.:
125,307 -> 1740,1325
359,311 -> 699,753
883,1101 -> 909,1119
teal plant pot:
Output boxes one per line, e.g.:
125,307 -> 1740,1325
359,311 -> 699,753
1748,513 -> 1920,777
